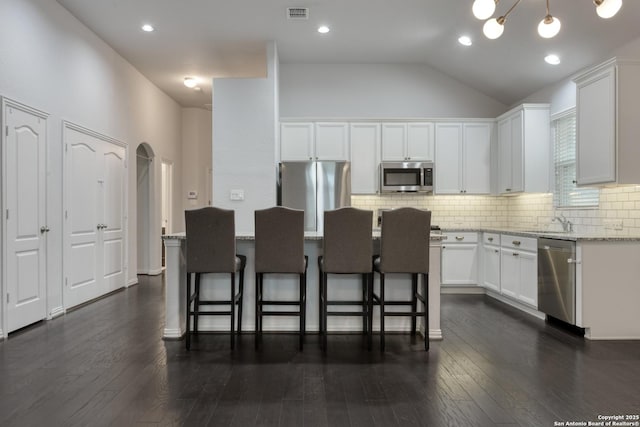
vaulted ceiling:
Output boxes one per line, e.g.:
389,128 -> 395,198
57,0 -> 640,109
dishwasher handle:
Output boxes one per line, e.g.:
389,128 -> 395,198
567,258 -> 581,264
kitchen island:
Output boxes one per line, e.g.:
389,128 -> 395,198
162,231 -> 444,341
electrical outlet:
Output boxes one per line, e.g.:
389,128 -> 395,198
603,219 -> 624,230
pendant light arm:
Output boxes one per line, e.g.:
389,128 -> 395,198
501,0 -> 523,20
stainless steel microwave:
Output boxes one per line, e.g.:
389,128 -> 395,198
380,161 -> 434,193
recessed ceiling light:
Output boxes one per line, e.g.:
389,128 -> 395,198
317,25 -> 330,34
141,24 -> 154,32
184,77 -> 198,88
545,54 -> 561,65
458,35 -> 473,46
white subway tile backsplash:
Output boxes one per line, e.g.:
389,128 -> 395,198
352,185 -> 640,234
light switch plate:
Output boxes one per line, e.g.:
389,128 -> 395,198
230,189 -> 244,201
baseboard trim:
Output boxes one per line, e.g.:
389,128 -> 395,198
49,307 -> 65,319
147,269 -> 163,276
127,277 -> 139,287
163,328 -> 185,340
441,286 -> 485,295
485,289 -> 545,320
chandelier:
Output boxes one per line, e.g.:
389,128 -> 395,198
472,0 -> 623,40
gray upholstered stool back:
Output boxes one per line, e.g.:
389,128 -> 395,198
379,208 -> 431,273
185,207 -> 237,273
323,207 -> 373,273
255,207 -> 305,273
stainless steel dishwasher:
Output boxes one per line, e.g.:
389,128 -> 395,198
537,238 -> 577,324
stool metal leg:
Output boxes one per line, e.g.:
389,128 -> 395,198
423,273 -> 429,351
230,273 -> 236,350
380,273 -> 385,352
186,272 -> 192,350
238,268 -> 244,335
411,273 -> 418,335
194,273 -> 201,334
299,272 -> 305,351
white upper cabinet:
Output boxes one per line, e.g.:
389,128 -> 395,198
382,122 -> 434,161
574,58 -> 640,186
281,122 -> 314,161
435,123 -> 463,193
350,123 -> 381,194
315,122 -> 350,161
435,122 -> 491,194
280,122 -> 349,161
497,104 -> 550,194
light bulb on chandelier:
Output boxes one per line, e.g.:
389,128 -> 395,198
472,0 -> 497,20
473,0 -> 622,40
483,17 -> 505,39
538,15 -> 561,38
594,0 -> 622,19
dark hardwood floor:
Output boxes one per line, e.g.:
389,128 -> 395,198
1,274 -> 639,427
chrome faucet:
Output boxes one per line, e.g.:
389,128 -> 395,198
553,213 -> 573,232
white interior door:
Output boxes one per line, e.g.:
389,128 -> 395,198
65,124 -> 126,308
3,101 -> 48,332
101,147 -> 125,292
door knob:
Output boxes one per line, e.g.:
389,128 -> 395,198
40,226 -> 50,233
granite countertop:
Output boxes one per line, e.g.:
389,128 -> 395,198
441,227 -> 640,242
163,230 -> 445,242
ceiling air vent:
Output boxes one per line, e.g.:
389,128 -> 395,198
287,7 -> 309,20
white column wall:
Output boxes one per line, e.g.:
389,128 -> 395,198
212,42 -> 279,233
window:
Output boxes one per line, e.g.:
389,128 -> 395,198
552,110 -> 599,208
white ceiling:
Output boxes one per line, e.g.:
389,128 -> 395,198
56,0 -> 640,109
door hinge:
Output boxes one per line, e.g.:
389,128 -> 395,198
65,210 -> 68,220
5,209 -> 8,220
6,293 -> 9,303
5,126 -> 8,137
65,277 -> 68,287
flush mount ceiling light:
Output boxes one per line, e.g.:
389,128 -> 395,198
141,24 -> 154,32
317,25 -> 330,34
183,77 -> 198,88
472,0 -> 622,40
458,35 -> 473,46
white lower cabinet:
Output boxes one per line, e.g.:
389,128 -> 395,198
441,232 -> 478,285
499,235 -> 537,308
481,232 -> 501,292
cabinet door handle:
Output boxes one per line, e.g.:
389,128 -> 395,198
512,252 -> 519,257
567,258 -> 581,264
488,237 -> 494,242
505,188 -> 511,192
494,249 -> 499,253
455,236 -> 464,241
512,240 -> 521,246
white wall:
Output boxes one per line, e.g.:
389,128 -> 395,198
182,108 -> 212,211
212,43 -> 279,233
0,0 -> 183,317
279,63 -> 507,119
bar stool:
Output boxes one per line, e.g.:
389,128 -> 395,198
318,207 -> 373,351
254,207 -> 308,350
373,207 -> 431,351
184,207 -> 246,350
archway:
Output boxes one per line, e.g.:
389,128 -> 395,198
136,143 -> 156,275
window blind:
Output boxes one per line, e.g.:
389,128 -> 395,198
553,112 -> 599,208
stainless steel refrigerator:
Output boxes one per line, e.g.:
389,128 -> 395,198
277,161 -> 351,232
